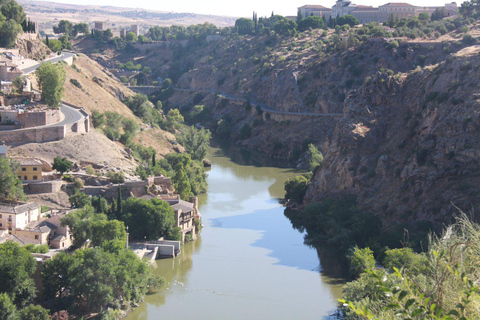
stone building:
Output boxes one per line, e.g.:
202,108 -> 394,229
299,1 -> 458,24
165,196 -> 201,243
131,24 -> 140,36
298,4 -> 332,17
94,21 -> 107,31
14,212 -> 73,249
0,202 -> 41,232
15,158 -> 42,182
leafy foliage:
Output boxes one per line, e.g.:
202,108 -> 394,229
42,246 -> 162,316
177,126 -> 211,161
36,63 -> 66,109
0,157 -> 24,201
52,156 -> 72,175
284,175 -> 309,204
120,198 -> 176,240
0,242 -> 36,307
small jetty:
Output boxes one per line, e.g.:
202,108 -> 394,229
130,240 -> 181,264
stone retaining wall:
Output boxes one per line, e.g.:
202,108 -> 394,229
0,125 -> 65,143
26,180 -> 63,194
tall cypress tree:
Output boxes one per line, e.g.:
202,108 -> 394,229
116,187 -> 122,219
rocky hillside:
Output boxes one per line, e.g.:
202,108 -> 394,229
77,18 -> 480,228
305,44 -> 480,230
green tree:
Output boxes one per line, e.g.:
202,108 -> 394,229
177,126 -> 211,161
306,144 -> 323,171
103,28 -> 113,41
61,205 -> 104,247
91,219 -> 127,247
0,293 -> 18,320
72,22 -> 88,36
1,0 -> 25,24
297,16 -> 325,31
347,246 -> 375,279
52,156 -> 72,175
53,20 -> 73,35
235,18 -> 254,35
274,18 -> 297,36
336,14 -> 360,27
0,19 -> 21,48
166,108 -> 184,131
126,31 -> 137,42
36,62 -> 66,108
19,305 -> 49,320
418,12 -> 430,21
69,190 -> 91,209
284,175 -> 309,203
121,198 -> 176,240
0,157 -> 24,201
174,163 -> 192,200
0,242 -> 36,307
42,247 -> 162,316
12,76 -> 23,93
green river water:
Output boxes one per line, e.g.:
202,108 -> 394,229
124,145 -> 345,320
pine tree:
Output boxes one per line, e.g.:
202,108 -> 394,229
45,34 -> 49,47
152,153 -> 156,167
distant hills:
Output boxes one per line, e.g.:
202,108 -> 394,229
18,0 -> 238,32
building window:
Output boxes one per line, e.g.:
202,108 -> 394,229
21,167 -> 26,171
35,235 -> 39,240
0,214 -> 2,218
33,176 -> 38,180
24,176 -> 27,180
33,167 -> 38,171
18,176 -> 21,180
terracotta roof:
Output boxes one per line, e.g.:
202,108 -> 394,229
4,233 -> 38,245
355,5 -> 374,8
25,220 -> 56,233
380,2 -> 415,7
0,202 -> 40,214
167,199 -> 194,213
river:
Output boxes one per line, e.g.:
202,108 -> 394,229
125,145 -> 345,320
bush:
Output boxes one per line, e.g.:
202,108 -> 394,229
347,246 -> 375,279
284,175 -> 309,203
70,78 -> 82,89
91,110 -> 105,128
73,178 -> 84,189
107,171 -> 125,184
85,165 -> 96,175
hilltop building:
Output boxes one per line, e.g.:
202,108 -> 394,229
131,24 -> 140,36
94,21 -> 107,31
298,1 -> 458,24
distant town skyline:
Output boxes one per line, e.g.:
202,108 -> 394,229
32,0 -> 466,18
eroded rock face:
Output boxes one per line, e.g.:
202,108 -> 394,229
305,47 -> 480,229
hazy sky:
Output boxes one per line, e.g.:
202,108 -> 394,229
37,0 -> 465,18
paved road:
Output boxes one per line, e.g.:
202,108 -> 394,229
173,86 -> 343,117
9,104 -> 83,132
21,52 -> 76,75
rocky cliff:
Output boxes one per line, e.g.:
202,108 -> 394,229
305,44 -> 480,230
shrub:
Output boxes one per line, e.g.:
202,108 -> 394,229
91,110 -> 105,128
107,171 -> 125,184
73,178 -> 84,189
347,246 -> 375,279
284,175 -> 309,203
70,78 -> 82,89
85,165 -> 96,175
